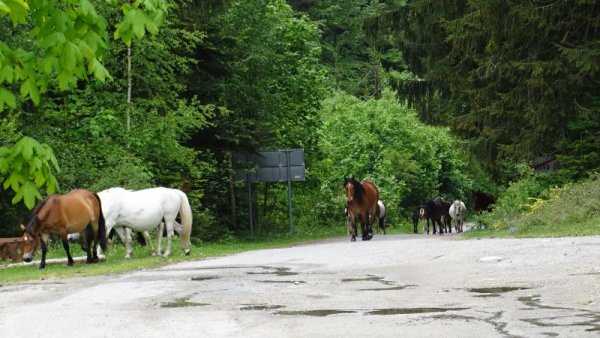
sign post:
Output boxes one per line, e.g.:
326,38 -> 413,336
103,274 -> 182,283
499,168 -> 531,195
234,149 -> 305,236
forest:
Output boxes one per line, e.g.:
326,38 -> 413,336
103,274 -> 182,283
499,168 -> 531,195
1,0 -> 599,240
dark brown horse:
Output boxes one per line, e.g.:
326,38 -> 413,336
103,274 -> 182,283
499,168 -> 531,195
440,198 -> 452,233
343,176 -> 379,241
424,197 -> 449,235
19,189 -> 106,268
473,191 -> 495,214
472,191 -> 495,229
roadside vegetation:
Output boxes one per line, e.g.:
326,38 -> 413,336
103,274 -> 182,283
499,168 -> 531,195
1,1 -> 600,281
466,170 -> 600,239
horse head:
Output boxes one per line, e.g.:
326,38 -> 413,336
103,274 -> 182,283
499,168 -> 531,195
19,223 -> 39,262
343,176 -> 363,204
452,200 -> 463,217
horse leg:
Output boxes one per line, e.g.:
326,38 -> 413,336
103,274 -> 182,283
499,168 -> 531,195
38,233 -> 50,269
163,219 -> 175,257
143,231 -> 156,256
157,222 -> 164,255
91,222 -> 100,262
124,227 -> 133,259
57,234 -> 75,267
360,211 -> 367,240
84,224 -> 96,263
350,215 -> 357,242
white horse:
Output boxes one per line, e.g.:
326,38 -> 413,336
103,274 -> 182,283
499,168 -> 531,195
373,200 -> 387,234
449,200 -> 467,233
98,187 -> 193,258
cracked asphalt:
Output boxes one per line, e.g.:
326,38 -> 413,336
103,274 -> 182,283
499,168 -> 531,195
1,231 -> 600,337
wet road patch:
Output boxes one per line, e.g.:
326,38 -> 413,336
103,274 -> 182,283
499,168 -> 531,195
241,304 -> 286,311
367,307 -> 469,315
275,309 -> 356,316
341,275 -> 393,285
468,286 -> 530,294
160,296 -> 210,308
257,280 -> 305,284
358,284 -> 416,291
274,307 -> 469,317
247,266 -> 298,276
191,276 -> 219,281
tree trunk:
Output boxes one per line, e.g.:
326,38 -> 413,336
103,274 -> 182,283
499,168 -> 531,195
126,45 -> 132,132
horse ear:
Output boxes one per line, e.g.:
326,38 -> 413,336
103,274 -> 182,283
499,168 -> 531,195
19,224 -> 25,231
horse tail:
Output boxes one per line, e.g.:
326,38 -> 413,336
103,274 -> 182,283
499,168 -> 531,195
93,192 -> 107,251
173,189 -> 193,255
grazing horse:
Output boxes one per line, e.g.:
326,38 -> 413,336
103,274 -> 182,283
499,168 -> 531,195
423,197 -> 447,235
449,200 -> 467,233
473,191 -> 495,214
411,206 -> 425,233
372,200 -> 387,234
473,191 -> 495,228
343,176 -> 379,241
19,189 -> 107,269
99,187 -> 193,258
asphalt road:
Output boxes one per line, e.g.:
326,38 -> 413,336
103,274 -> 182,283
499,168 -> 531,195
1,231 -> 600,337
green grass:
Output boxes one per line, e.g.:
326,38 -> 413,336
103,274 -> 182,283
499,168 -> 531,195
0,221 -> 417,284
462,178 -> 600,240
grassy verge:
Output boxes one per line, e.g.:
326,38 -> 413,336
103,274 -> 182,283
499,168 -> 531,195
462,177 -> 600,239
0,222 -> 411,284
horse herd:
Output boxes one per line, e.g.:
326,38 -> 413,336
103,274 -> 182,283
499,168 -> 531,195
18,177 -> 494,268
19,187 -> 192,269
343,176 -> 495,242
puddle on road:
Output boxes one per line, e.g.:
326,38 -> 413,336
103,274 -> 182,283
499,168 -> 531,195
240,304 -> 286,311
358,285 -> 416,291
160,297 -> 210,308
367,307 -> 469,315
275,307 -> 469,317
473,293 -> 501,298
247,266 -> 299,276
341,275 -> 394,285
517,294 -> 600,332
275,309 -> 356,316
256,280 -> 305,284
468,286 -> 530,294
191,276 -> 219,281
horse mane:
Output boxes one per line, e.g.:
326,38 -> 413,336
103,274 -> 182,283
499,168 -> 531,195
349,177 -> 364,204
25,196 -> 54,233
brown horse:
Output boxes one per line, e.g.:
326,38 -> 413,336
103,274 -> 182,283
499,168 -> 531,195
19,189 -> 106,268
343,176 -> 379,242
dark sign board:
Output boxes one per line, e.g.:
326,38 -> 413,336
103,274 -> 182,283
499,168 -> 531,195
234,149 -> 305,183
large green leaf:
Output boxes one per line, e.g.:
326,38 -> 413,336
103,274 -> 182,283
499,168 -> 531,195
0,87 -> 16,109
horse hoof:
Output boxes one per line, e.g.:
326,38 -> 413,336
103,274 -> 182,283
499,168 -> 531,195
351,236 -> 356,242
38,264 -> 46,269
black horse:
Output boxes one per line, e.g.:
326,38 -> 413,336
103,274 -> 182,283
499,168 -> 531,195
440,198 -> 452,233
411,206 -> 424,234
473,191 -> 495,214
424,197 -> 448,235
472,191 -> 495,228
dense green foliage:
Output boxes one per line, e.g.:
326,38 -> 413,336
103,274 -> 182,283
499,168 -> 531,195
467,173 -> 600,239
365,1 -> 600,182
1,0 -> 598,243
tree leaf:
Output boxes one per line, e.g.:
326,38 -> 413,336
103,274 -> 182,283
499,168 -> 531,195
0,87 -> 17,110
